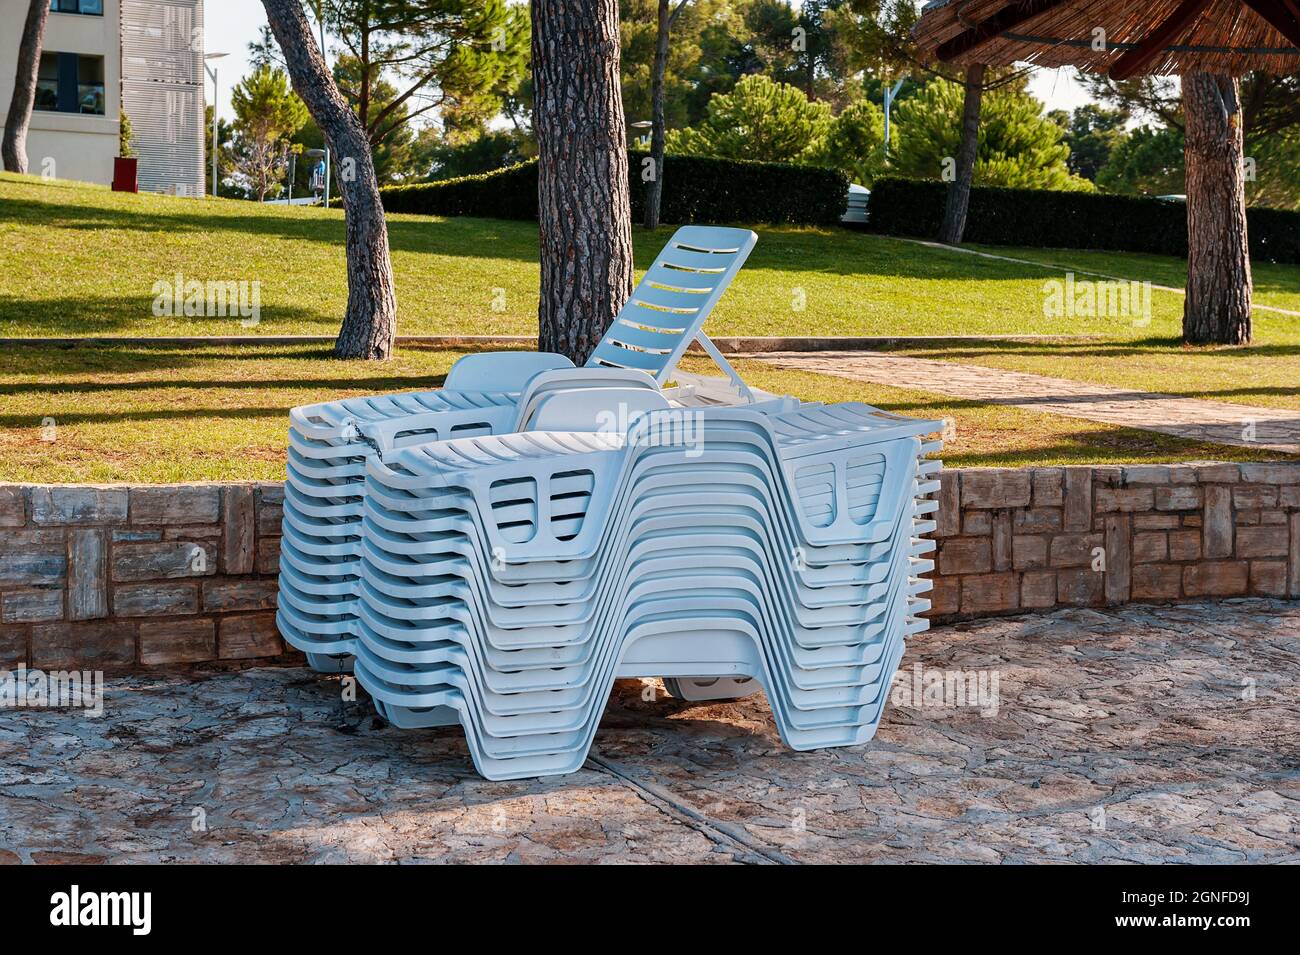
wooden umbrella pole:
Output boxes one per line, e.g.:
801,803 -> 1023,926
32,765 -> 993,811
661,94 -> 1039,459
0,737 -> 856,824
1182,70 -> 1253,345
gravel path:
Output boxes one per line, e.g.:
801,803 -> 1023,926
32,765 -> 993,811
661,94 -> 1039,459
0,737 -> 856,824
756,351 -> 1300,455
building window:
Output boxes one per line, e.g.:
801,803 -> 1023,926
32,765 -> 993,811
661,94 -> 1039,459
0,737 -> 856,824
34,53 -> 105,116
36,55 -> 60,111
50,0 -> 104,14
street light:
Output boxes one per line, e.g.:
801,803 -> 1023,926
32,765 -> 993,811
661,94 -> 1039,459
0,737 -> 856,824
882,76 -> 906,161
310,5 -> 332,210
305,148 -> 327,204
630,119 -> 652,148
204,52 -> 229,198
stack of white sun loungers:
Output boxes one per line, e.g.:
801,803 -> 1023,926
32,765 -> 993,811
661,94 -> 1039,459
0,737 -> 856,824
279,226 -> 943,779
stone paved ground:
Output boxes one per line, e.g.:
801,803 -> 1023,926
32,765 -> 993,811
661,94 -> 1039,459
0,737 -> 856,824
756,351 -> 1300,455
1,600 -> 1297,864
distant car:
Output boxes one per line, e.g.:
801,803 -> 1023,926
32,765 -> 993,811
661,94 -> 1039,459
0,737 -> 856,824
1156,194 -> 1188,203
842,183 -> 870,224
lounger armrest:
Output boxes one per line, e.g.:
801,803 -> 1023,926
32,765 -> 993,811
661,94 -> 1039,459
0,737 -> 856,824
444,351 -> 576,393
512,367 -> 660,430
525,388 -> 672,432
363,402 -> 517,454
520,366 -> 659,395
363,368 -> 655,455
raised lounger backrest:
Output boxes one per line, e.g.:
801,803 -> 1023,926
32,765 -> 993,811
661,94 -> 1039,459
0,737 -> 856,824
585,225 -> 757,386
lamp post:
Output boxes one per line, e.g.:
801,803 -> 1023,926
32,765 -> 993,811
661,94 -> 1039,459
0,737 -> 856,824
629,119 -> 652,148
305,147 -> 326,204
882,76 -> 905,160
204,52 -> 228,198
308,3 -> 331,209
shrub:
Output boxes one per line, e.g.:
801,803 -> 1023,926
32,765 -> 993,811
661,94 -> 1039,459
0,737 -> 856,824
376,153 -> 847,226
119,109 -> 136,158
866,177 -> 1300,264
632,153 -> 846,224
808,99 -> 888,186
891,79 -> 1093,193
380,162 -> 538,219
666,75 -> 833,164
1248,206 -> 1300,264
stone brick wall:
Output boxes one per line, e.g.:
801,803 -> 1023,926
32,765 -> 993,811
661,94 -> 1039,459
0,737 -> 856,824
1,463 -> 1297,670
0,483 -> 292,670
927,463 -> 1300,620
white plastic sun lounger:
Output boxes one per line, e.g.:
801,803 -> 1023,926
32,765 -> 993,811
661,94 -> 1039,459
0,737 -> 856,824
279,226 -> 947,780
347,398 -> 943,779
279,226 -> 763,669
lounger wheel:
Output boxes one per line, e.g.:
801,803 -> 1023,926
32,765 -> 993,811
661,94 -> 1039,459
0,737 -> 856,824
306,652 -> 355,674
662,676 -> 759,703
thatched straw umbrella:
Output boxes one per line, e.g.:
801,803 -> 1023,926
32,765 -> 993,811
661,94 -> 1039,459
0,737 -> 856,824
912,0 -> 1300,345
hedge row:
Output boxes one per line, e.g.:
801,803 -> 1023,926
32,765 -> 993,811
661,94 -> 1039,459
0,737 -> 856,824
866,177 -> 1300,265
377,153 -> 848,226
380,162 -> 537,220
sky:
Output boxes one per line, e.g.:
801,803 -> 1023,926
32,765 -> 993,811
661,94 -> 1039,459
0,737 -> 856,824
203,0 -> 274,117
202,1 -> 1097,122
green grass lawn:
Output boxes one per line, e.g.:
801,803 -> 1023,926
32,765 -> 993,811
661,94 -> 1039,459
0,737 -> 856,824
6,171 -> 1298,351
1,173 -> 1296,480
968,242 -> 1300,314
0,344 -> 1284,483
890,337 -> 1300,412
873,241 -> 1297,411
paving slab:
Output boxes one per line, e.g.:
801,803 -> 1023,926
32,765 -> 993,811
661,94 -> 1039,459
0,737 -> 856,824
0,600 -> 1296,864
758,351 -> 1300,455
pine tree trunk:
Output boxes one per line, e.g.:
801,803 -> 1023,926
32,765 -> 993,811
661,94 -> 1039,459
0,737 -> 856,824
804,31 -> 816,99
938,63 -> 984,246
262,0 -> 397,360
1182,71 -> 1252,345
533,0 -> 635,364
643,0 -> 671,231
2,0 -> 51,174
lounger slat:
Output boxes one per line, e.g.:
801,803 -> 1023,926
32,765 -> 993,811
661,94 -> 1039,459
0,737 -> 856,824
587,342 -> 670,372
602,320 -> 683,353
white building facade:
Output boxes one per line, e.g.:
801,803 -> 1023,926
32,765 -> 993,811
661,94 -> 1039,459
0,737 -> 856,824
0,0 -> 206,194
120,0 -> 206,195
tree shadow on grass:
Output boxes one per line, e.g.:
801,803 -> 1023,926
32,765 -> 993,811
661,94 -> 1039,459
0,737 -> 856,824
781,364 -> 1299,412
9,174 -> 1300,293
876,336 -> 1300,362
0,193 -> 544,264
743,388 -> 1296,462
0,373 -> 452,399
0,293 -> 341,337
0,405 -> 302,428
4,187 -> 1089,282
981,242 -> 1300,298
0,341 -> 464,401
0,341 -> 331,372
729,229 -> 1071,281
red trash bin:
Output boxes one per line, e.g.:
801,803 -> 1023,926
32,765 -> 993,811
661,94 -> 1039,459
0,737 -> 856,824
112,157 -> 138,193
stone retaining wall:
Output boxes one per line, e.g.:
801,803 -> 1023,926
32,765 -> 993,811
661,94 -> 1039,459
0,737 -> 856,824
0,482 -> 290,669
929,463 -> 1300,618
1,463 -> 1297,670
